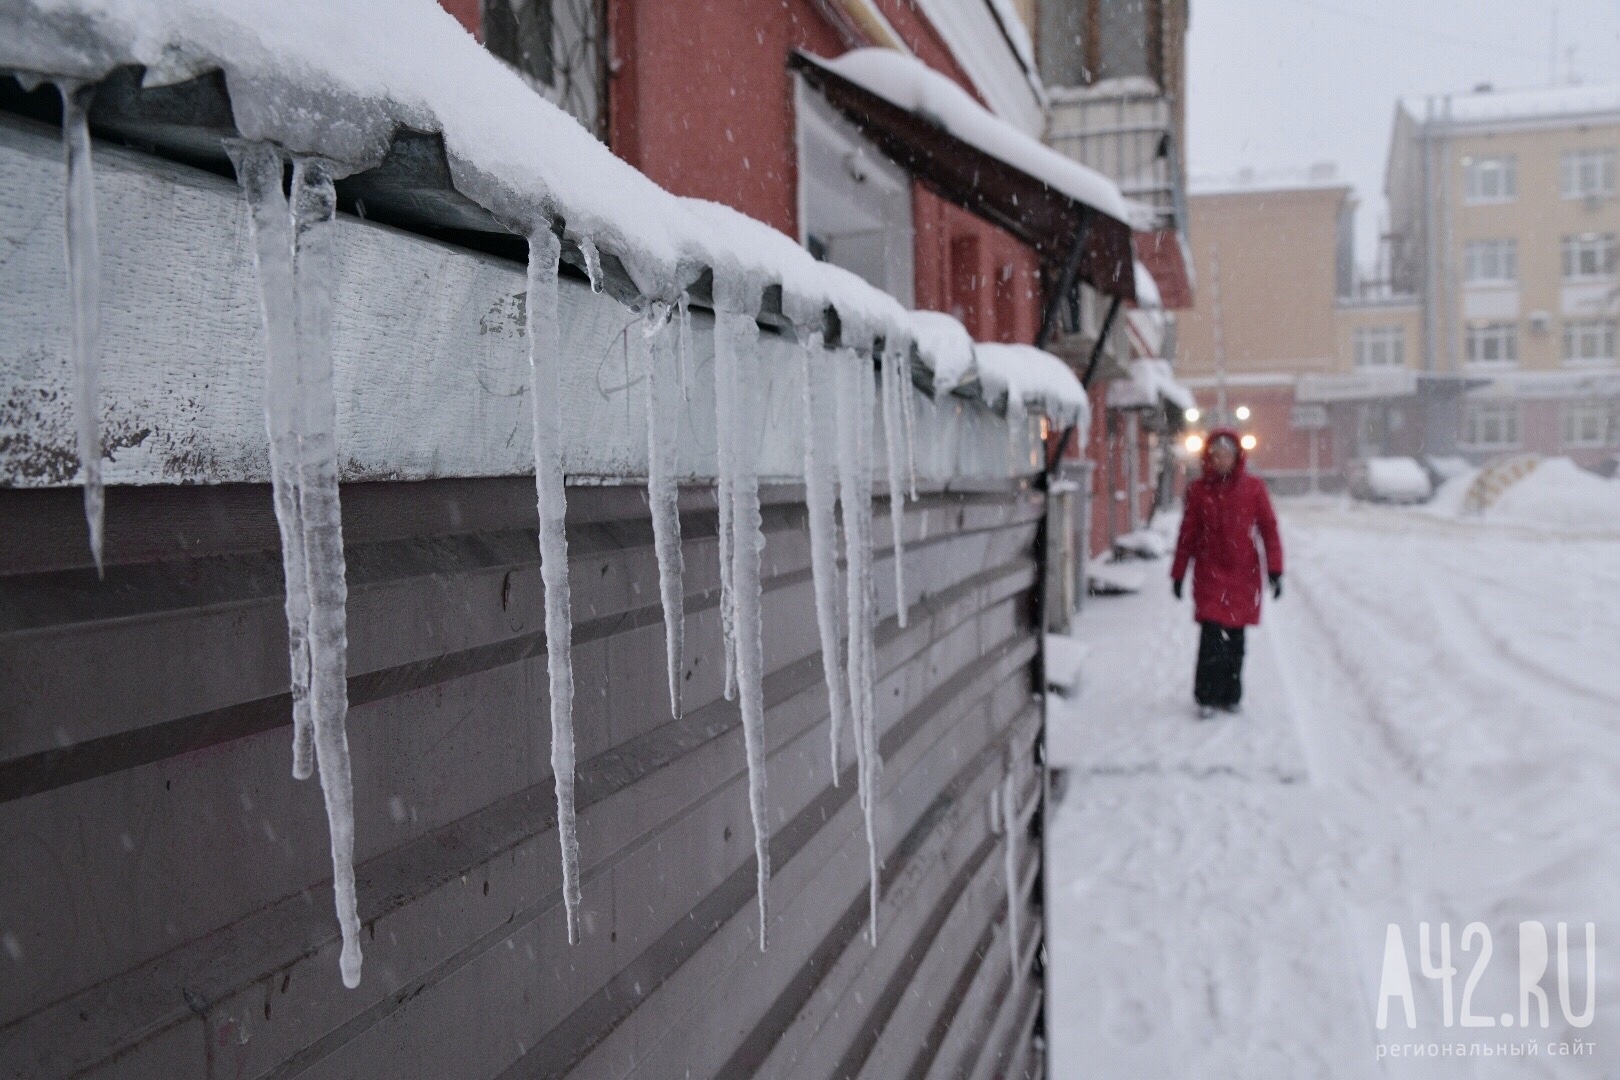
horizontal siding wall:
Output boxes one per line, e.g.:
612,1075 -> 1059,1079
0,475 -> 1047,1079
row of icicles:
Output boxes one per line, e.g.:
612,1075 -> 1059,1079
55,94 -> 925,986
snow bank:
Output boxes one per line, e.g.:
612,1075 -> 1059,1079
1044,634 -> 1089,698
1486,457 -> 1620,531
974,343 -> 1090,429
815,48 -> 1133,226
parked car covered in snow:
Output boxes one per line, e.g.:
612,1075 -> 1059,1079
1346,456 -> 1432,503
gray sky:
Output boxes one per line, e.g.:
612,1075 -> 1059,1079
1187,0 -> 1620,274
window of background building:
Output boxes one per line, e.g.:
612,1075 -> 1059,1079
1561,233 -> 1618,279
1353,326 -> 1405,368
1561,149 -> 1618,199
482,0 -> 604,138
1563,318 -> 1618,365
1563,401 -> 1612,448
1463,401 -> 1520,449
1464,239 -> 1517,284
1463,155 -> 1517,203
1464,321 -> 1518,366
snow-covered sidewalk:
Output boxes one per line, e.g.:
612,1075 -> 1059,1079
1046,500 -> 1620,1078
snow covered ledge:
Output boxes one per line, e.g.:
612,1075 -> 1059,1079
0,115 -> 1041,490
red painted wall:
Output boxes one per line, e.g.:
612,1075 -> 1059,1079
602,0 -> 1046,345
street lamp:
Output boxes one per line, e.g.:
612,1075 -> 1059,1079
1235,405 -> 1251,421
1240,433 -> 1258,451
1185,406 -> 1201,423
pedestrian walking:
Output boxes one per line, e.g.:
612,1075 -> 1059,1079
1169,429 -> 1283,718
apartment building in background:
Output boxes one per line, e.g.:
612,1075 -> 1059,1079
1384,84 -> 1620,469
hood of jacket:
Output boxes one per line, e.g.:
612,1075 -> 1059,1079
1201,427 -> 1247,479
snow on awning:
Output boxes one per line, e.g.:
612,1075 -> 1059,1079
908,309 -> 976,396
973,343 -> 1090,430
789,48 -> 1138,302
1106,358 -> 1195,413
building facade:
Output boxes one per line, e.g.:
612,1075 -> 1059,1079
1385,84 -> 1620,470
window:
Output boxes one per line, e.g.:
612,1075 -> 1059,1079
1353,326 -> 1405,368
1561,233 -> 1618,279
1563,319 -> 1618,365
1464,239 -> 1517,284
1465,322 -> 1518,366
1463,401 -> 1520,449
483,0 -> 605,137
799,88 -> 915,306
1463,155 -> 1517,203
1561,149 -> 1618,199
1563,401 -> 1611,448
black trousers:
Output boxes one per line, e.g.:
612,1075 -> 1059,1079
1194,622 -> 1247,707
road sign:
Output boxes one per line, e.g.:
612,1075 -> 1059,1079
1289,403 -> 1328,430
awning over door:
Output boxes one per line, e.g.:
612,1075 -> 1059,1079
789,48 -> 1138,303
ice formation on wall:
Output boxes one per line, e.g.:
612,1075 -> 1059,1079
714,276 -> 772,950
228,140 -> 315,782
881,341 -> 909,629
835,347 -> 882,943
527,230 -> 582,945
56,80 -> 104,575
801,339 -> 848,783
1002,772 -> 1020,978
289,156 -> 363,989
644,303 -> 685,719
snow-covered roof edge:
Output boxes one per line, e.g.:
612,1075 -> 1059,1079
972,342 -> 1090,430
0,0 -> 982,386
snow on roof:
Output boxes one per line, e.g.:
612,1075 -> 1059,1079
907,309 -> 976,395
973,343 -> 1089,429
0,0 -> 999,377
1106,358 -> 1194,412
1190,164 -> 1350,197
1132,261 -> 1162,310
817,48 -> 1134,226
1400,83 -> 1620,127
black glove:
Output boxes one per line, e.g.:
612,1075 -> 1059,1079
1172,578 -> 1184,600
1269,573 -> 1283,600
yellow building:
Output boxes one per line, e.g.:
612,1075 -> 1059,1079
1385,84 -> 1620,465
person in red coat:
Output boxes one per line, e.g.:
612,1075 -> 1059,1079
1169,429 -> 1283,718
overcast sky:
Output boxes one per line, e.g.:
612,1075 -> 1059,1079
1186,0 -> 1620,272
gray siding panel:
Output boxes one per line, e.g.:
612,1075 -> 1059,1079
0,471 -> 1045,1078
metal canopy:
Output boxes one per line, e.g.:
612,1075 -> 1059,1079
789,50 -> 1137,304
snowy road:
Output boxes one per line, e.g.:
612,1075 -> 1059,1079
1046,500 -> 1620,1078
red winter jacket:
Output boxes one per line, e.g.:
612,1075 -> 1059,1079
1170,429 -> 1283,627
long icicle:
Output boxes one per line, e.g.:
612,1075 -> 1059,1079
229,141 -> 314,780
716,277 -> 771,950
289,157 -> 362,988
56,80 -> 105,575
835,347 -> 881,944
1003,772 -> 1021,978
713,297 -> 739,702
526,229 -> 582,944
898,343 -> 918,501
645,304 -> 684,719
881,342 -> 908,630
802,338 -> 847,784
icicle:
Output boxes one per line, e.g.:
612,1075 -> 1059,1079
676,294 -> 693,400
880,343 -> 908,630
834,347 -> 881,944
1003,773 -> 1020,978
715,276 -> 771,950
898,345 -> 918,501
713,297 -> 739,703
289,157 -> 362,989
56,80 -> 105,575
579,236 -> 603,294
801,338 -> 847,784
644,303 -> 684,719
526,229 -> 582,945
229,141 -> 315,781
